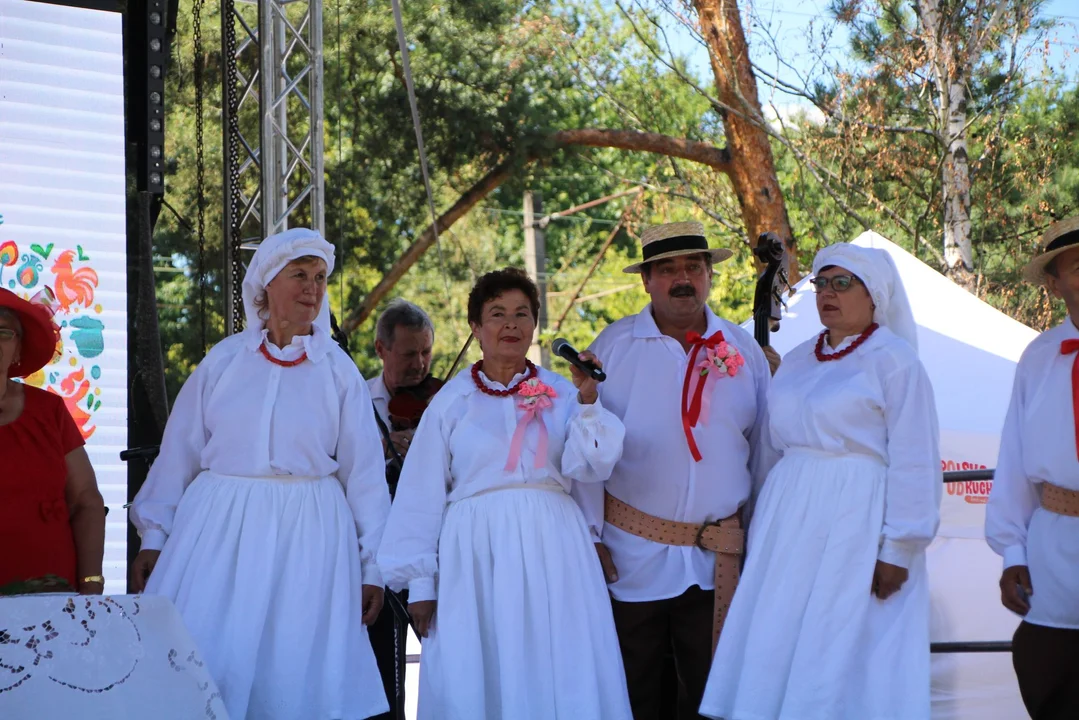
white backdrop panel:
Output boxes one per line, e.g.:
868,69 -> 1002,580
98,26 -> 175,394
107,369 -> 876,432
0,0 -> 128,594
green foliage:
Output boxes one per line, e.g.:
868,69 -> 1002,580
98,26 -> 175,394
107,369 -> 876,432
153,0 -> 752,397
149,0 -> 1079,404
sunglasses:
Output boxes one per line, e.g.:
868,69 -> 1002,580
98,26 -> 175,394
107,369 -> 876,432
810,274 -> 861,293
0,328 -> 18,342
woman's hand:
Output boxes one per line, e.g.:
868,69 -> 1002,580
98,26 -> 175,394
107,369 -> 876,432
361,584 -> 384,625
594,542 -> 619,583
409,599 -> 437,638
570,351 -> 603,405
79,578 -> 105,595
871,560 -> 909,600
130,549 -> 161,593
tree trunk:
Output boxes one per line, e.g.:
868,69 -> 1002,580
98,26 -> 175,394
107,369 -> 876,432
340,128 -> 734,333
942,77 -> 975,281
692,0 -> 797,277
917,0 -> 1008,288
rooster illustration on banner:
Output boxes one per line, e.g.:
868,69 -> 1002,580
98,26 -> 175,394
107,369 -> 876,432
1,212 -> 106,440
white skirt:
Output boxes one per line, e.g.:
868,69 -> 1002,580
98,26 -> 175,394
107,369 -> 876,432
417,484 -> 632,720
146,471 -> 388,720
701,450 -> 931,720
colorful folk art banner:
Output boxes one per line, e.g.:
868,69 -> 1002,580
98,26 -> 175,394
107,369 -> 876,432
1,0 -> 128,593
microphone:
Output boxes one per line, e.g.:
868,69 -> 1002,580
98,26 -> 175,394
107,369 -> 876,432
551,338 -> 607,382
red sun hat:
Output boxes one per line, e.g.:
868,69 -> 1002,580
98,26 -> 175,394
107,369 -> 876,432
0,287 -> 61,378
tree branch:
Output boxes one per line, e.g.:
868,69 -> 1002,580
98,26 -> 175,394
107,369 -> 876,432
340,128 -> 734,332
550,129 -> 732,172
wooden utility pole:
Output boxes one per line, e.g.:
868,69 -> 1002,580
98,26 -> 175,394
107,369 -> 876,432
523,191 -> 549,366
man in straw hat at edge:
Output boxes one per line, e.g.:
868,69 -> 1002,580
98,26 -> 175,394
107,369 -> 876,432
986,215 -> 1079,720
571,221 -> 780,718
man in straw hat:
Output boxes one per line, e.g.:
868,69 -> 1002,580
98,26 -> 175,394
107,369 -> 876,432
987,215 -> 1079,720
573,221 -> 778,718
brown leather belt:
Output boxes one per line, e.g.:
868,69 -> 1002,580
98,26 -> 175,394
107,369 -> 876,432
1042,481 -> 1079,518
604,491 -> 744,653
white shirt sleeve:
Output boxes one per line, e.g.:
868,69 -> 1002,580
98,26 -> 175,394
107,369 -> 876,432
376,398 -> 451,602
129,358 -> 212,551
561,399 -> 625,485
985,370 -> 1037,569
878,358 -> 943,568
335,363 -> 392,588
744,344 -> 778,526
570,334 -> 616,542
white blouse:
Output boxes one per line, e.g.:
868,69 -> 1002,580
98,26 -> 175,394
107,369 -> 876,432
770,326 -> 942,568
575,305 -> 774,603
376,365 -> 626,602
986,320 -> 1079,628
130,327 -> 391,585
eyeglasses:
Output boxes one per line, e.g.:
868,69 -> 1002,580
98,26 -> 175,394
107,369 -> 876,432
810,275 -> 861,293
0,328 -> 18,342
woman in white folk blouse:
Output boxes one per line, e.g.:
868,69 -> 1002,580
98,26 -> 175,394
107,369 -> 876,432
377,268 -> 632,720
700,242 -> 942,720
129,228 -> 391,720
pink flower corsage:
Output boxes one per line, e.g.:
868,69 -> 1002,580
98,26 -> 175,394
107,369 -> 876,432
504,379 -> 558,472
516,378 -> 558,405
700,340 -> 745,378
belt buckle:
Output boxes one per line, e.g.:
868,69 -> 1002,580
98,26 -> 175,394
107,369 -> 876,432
695,518 -> 724,552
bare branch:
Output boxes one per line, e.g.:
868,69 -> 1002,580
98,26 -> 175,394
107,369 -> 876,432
340,129 -> 734,331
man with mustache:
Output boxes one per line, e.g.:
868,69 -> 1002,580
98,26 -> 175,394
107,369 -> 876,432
987,216 -> 1079,720
368,298 -> 435,720
574,221 -> 779,719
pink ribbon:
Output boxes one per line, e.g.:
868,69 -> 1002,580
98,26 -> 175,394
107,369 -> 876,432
504,395 -> 553,472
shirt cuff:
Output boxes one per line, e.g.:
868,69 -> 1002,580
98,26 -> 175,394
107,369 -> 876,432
877,538 -> 916,569
139,529 -> 168,552
362,562 -> 384,589
577,395 -> 605,413
1003,544 -> 1028,569
408,577 -> 437,602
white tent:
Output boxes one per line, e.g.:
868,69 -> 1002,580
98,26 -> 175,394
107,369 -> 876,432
741,231 -> 1039,719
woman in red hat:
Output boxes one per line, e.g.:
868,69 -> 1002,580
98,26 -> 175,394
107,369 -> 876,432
0,287 -> 105,594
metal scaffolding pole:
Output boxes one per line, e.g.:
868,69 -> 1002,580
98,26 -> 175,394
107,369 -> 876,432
221,0 -> 325,335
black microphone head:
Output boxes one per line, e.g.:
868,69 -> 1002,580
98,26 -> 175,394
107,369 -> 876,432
551,337 -> 571,355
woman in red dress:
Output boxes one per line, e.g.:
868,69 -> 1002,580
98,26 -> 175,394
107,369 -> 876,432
0,288 -> 105,594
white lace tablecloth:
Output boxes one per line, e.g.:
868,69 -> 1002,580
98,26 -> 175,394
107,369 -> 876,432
0,594 -> 228,719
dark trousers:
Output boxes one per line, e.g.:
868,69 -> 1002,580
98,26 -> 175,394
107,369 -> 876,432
1013,621 -> 1079,720
611,585 -> 713,720
367,590 -> 408,720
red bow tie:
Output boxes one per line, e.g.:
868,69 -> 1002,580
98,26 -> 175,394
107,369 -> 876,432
682,331 -> 726,462
1061,340 -> 1079,461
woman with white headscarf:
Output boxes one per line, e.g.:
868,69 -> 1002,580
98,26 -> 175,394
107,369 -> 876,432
130,228 -> 391,719
700,242 -> 942,720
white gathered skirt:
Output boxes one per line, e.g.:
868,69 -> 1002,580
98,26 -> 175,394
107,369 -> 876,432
700,450 -> 931,720
145,471 -> 388,720
417,484 -> 632,720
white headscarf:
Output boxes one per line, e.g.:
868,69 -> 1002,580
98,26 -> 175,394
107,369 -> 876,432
812,242 -> 918,351
241,227 -> 336,359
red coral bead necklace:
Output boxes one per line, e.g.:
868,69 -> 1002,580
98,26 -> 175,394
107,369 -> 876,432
471,360 -> 537,396
259,342 -> 308,367
814,323 -> 879,362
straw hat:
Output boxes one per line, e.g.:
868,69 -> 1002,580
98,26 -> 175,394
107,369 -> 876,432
622,221 -> 733,274
0,287 -> 60,378
1022,216 -> 1079,284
